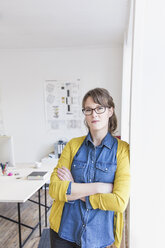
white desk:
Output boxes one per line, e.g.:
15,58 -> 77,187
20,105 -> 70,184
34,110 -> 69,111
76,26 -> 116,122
0,163 -> 56,202
0,162 -> 57,248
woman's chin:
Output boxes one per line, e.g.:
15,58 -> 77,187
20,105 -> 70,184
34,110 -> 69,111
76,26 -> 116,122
90,125 -> 101,131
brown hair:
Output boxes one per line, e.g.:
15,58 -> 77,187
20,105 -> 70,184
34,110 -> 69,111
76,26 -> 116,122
82,88 -> 117,135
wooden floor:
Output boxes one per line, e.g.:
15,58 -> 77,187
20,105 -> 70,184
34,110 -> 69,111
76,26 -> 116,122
0,189 -> 53,248
0,189 -> 115,248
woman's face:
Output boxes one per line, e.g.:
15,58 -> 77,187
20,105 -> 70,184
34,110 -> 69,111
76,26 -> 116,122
84,96 -> 113,133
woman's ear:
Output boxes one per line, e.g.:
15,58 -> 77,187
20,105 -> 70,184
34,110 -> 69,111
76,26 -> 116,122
108,107 -> 113,118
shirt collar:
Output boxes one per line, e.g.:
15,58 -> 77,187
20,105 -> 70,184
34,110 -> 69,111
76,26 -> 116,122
85,132 -> 93,145
85,132 -> 114,149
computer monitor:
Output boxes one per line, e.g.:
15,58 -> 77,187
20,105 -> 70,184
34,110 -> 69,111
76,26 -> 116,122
0,136 -> 15,167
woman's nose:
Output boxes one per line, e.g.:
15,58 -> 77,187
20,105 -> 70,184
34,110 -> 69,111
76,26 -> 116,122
91,109 -> 98,117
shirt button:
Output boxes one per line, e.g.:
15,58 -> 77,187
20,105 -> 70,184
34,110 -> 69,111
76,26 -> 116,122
89,179 -> 92,182
87,209 -> 89,211
105,168 -> 108,171
83,224 -> 85,227
91,161 -> 93,163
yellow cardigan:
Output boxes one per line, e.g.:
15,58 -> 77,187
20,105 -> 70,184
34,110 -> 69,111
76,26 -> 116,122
49,136 -> 130,248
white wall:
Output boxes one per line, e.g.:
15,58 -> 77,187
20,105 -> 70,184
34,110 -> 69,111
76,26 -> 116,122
0,46 -> 123,163
121,36 -> 132,143
130,0 -> 165,247
121,0 -> 133,143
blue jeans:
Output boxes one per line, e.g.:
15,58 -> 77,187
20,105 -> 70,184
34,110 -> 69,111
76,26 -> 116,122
50,228 -> 80,248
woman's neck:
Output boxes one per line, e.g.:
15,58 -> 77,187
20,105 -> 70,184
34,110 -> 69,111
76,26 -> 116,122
90,129 -> 108,146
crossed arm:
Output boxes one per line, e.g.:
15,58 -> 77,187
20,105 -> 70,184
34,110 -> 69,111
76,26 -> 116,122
57,166 -> 114,201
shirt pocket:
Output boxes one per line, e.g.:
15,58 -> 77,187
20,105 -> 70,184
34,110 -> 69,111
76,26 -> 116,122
71,160 -> 86,183
95,162 -> 117,183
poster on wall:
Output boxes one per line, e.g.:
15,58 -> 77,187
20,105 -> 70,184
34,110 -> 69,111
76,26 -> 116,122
44,80 -> 82,130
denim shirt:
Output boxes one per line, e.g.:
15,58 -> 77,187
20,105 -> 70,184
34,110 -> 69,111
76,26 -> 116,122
58,132 -> 118,248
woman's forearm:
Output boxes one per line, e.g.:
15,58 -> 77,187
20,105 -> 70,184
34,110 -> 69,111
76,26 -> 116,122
56,166 -> 113,201
67,182 -> 113,201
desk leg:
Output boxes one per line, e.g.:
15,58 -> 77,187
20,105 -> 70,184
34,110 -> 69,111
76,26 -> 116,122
38,189 -> 41,236
45,183 -> 47,227
18,203 -> 22,248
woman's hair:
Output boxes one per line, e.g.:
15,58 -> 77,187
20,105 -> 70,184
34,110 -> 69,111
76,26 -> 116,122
82,88 -> 117,135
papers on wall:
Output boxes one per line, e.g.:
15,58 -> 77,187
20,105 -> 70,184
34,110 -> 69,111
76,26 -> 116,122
44,80 -> 82,130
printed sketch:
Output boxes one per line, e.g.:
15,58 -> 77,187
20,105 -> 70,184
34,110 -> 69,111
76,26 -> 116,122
44,80 -> 82,129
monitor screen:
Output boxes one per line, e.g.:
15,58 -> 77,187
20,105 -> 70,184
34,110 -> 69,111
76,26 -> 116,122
0,136 -> 15,167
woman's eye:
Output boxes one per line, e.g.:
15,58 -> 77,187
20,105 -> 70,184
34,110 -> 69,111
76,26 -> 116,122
97,107 -> 104,110
85,109 -> 92,112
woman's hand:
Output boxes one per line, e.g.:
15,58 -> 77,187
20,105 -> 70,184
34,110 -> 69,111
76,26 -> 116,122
57,166 -> 74,182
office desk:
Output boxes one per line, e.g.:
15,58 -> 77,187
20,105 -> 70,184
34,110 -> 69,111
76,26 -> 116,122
0,162 -> 57,248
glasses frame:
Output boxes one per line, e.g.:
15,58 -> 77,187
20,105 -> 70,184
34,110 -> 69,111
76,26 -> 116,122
82,106 -> 108,116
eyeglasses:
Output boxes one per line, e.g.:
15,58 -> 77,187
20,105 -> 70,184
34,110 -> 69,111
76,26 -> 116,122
82,106 -> 107,116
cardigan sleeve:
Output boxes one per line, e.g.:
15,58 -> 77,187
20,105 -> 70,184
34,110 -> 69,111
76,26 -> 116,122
49,141 -> 72,202
89,140 -> 130,213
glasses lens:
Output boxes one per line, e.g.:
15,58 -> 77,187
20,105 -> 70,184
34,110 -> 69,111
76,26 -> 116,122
95,106 -> 106,114
83,108 -> 92,115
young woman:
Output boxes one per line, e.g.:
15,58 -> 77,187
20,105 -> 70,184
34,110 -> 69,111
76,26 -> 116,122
49,88 -> 130,248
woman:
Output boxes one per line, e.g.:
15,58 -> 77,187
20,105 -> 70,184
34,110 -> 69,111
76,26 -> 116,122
49,88 -> 130,248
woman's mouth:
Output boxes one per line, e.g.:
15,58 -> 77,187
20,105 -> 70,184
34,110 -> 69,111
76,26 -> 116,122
91,120 -> 99,123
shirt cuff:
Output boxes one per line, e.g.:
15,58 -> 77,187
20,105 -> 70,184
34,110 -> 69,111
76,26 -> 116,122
66,181 -> 72,195
66,181 -> 75,204
85,196 -> 93,210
